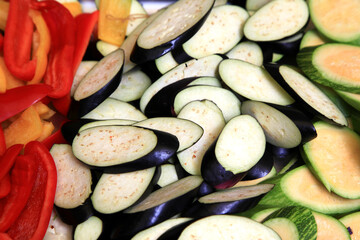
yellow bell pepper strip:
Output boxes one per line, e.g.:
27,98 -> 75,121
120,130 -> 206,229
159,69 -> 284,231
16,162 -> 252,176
31,0 -> 76,99
27,9 -> 51,85
0,1 -> 9,31
0,54 -> 6,94
4,105 -> 43,148
36,121 -> 55,142
3,0 -> 37,81
7,141 -> 57,240
98,0 -> 132,46
62,1 -> 83,17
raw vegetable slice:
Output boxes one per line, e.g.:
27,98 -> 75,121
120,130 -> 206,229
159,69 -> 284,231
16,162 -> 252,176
297,43 -> 360,93
313,211 -> 351,240
219,59 -> 294,106
258,165 -> 360,215
339,211 -> 360,239
133,117 -> 204,152
299,29 -> 328,50
263,206 -> 317,240
140,54 -> 223,113
336,90 -> 360,112
173,4 -> 249,60
243,0 -> 309,41
82,98 -> 147,121
241,100 -> 302,148
226,41 -> 263,66
177,100 -> 226,175
178,215 -> 280,240
302,121 -> 360,199
72,125 -> 178,173
131,0 -> 215,64
73,216 -> 103,240
78,119 -> 136,132
91,167 -> 159,214
131,218 -> 192,240
308,0 -> 360,44
268,64 -> 348,126
173,85 -> 241,122
125,0 -> 147,36
181,184 -> 274,219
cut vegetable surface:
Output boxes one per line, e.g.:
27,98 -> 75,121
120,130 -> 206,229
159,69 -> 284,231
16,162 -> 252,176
313,211 -> 351,240
297,43 -> 360,94
302,121 -> 360,199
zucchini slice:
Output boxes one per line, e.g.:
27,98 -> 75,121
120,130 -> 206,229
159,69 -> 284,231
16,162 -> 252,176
302,121 -> 360,199
243,0 -> 309,41
339,211 -> 360,240
258,165 -> 360,215
219,59 -> 294,106
336,90 -> 360,112
297,43 -> 360,94
263,206 -> 317,240
308,0 -> 360,44
313,212 -> 351,240
178,215 -> 280,240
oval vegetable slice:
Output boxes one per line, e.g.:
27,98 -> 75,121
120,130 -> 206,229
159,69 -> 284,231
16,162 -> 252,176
302,121 -> 360,199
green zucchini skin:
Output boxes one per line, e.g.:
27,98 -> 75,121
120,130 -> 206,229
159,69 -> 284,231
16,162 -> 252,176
263,206 -> 317,240
297,44 -> 360,94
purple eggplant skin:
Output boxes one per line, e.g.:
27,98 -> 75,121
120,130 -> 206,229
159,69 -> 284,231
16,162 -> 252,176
201,142 -> 247,188
82,37 -> 104,61
138,60 -> 163,83
258,32 -> 305,57
157,220 -> 196,240
130,2 -> 214,65
144,77 -> 200,118
226,0 -> 246,8
55,198 -> 95,226
60,119 -> 95,144
172,45 -> 193,64
85,129 -> 179,174
242,145 -> 273,181
271,144 -> 300,173
268,103 -> 317,143
67,65 -> 123,120
109,184 -> 202,240
181,194 -> 264,219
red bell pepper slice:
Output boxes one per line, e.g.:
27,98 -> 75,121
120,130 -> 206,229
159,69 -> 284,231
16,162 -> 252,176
0,33 -> 3,53
0,233 -> 12,240
0,125 -> 6,156
42,127 -> 68,150
32,0 -> 76,99
0,154 -> 37,232
73,10 -> 99,74
7,141 -> 57,240
0,144 -> 23,181
51,92 -> 72,117
0,84 -> 51,122
3,0 -> 36,81
0,173 -> 11,199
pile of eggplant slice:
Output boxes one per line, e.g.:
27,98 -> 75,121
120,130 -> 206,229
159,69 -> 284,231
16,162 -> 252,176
46,0 -> 359,239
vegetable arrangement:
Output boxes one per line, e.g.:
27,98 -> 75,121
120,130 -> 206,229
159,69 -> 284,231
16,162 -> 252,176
1,0 -> 360,239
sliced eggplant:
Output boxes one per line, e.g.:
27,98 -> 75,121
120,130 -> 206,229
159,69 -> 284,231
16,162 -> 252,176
68,49 -> 125,120
219,59 -> 294,106
156,163 -> 180,188
109,68 -> 151,103
133,117 -> 204,152
226,41 -> 263,66
140,54 -> 224,113
172,4 -> 249,62
130,0 -> 215,64
242,145 -> 274,180
111,176 -> 204,239
71,61 -> 98,97
177,215 -> 281,240
176,100 -> 226,175
82,98 -> 147,121
233,167 -> 277,187
72,125 -> 179,173
78,119 -> 136,133
43,209 -> 73,240
74,216 -> 103,240
264,63 -> 348,126
50,144 -> 94,225
131,218 -> 193,240
91,167 -> 159,214
182,184 -> 274,219
243,0 -> 309,42
173,85 -> 241,122
241,100 -> 302,148
61,119 -> 95,144
271,145 -> 300,174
